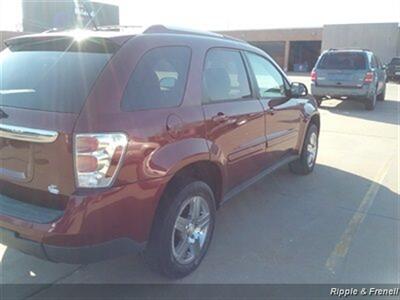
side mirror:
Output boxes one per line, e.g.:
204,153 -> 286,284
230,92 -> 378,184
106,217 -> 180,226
290,82 -> 308,98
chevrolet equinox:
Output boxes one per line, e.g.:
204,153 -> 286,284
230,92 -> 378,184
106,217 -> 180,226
0,25 -> 320,278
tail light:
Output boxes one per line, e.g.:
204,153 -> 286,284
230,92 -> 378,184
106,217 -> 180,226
364,72 -> 374,83
311,70 -> 317,82
74,133 -> 128,188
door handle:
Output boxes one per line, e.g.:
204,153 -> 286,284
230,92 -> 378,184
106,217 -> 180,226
212,112 -> 228,123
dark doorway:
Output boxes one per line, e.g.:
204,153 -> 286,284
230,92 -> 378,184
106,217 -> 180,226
288,41 -> 321,72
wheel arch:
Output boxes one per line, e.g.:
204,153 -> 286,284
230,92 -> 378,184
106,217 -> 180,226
310,113 -> 321,134
163,160 -> 224,208
298,112 -> 320,154
147,159 -> 224,244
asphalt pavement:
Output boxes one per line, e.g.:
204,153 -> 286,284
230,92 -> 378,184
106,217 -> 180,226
1,76 -> 399,299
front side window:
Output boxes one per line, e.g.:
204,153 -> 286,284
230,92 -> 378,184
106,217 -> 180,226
202,49 -> 251,103
246,52 -> 286,98
121,47 -> 191,111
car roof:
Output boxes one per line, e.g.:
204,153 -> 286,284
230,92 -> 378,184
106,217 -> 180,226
6,24 -> 251,49
326,48 -> 372,54
5,29 -> 138,47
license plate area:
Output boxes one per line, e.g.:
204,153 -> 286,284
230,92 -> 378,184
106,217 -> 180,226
328,73 -> 352,82
0,138 -> 34,182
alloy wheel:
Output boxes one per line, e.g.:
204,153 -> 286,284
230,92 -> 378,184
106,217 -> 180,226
172,196 -> 210,264
306,132 -> 318,168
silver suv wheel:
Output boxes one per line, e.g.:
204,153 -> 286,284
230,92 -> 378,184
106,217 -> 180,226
307,132 -> 318,168
172,196 -> 210,264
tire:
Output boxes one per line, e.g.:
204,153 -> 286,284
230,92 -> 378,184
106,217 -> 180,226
145,179 -> 216,278
289,124 -> 318,175
364,90 -> 377,111
377,84 -> 386,101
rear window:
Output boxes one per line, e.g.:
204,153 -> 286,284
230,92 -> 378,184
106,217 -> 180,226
0,38 -> 116,113
317,52 -> 367,70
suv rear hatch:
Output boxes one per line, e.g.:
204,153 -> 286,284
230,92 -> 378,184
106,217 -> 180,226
315,52 -> 368,88
0,34 -> 118,210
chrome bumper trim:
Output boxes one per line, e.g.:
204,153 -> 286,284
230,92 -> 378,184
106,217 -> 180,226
0,124 -> 58,143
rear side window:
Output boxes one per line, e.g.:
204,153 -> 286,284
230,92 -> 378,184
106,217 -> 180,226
318,52 -> 367,70
0,39 -> 115,113
202,48 -> 251,103
121,47 -> 191,111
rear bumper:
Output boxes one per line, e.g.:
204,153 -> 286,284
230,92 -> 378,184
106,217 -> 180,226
0,177 -> 169,264
311,83 -> 373,99
0,226 -> 145,264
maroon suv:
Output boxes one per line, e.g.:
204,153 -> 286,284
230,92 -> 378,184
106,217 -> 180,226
0,25 -> 320,278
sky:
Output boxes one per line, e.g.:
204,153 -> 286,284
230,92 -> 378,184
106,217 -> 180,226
0,0 -> 399,31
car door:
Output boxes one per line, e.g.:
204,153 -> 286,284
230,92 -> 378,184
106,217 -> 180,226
201,48 -> 267,191
244,51 -> 301,161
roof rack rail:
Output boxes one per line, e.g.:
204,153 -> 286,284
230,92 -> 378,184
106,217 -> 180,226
95,25 -> 143,32
42,27 -> 69,33
143,25 -> 247,43
328,47 -> 371,52
39,24 -> 248,44
144,25 -> 222,37
42,25 -> 142,33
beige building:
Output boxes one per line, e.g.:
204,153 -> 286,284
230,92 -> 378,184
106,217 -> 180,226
219,23 -> 400,72
2,23 -> 399,73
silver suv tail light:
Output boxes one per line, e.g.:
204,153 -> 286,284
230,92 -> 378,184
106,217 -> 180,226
74,133 -> 128,188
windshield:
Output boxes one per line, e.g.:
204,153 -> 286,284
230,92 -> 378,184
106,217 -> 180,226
0,39 -> 115,113
318,52 -> 367,70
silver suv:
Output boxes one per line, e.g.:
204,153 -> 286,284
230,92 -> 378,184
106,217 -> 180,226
311,49 -> 387,110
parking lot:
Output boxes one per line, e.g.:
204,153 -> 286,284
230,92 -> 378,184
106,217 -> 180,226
1,76 -> 399,299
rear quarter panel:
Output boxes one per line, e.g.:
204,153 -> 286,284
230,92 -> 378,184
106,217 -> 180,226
74,35 -> 214,186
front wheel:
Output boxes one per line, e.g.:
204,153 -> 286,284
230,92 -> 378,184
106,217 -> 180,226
289,124 -> 319,175
145,180 -> 216,278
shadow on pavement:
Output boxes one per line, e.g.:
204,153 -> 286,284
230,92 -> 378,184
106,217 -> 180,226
0,164 -> 398,299
320,98 -> 399,125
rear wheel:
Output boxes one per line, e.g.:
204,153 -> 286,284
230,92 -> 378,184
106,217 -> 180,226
289,124 -> 318,175
377,84 -> 386,101
145,179 -> 216,278
364,90 -> 377,111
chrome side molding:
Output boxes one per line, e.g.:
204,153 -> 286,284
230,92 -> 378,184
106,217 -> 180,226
0,124 -> 58,143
